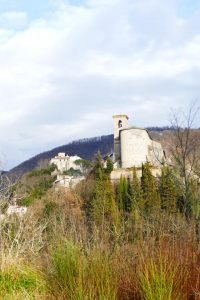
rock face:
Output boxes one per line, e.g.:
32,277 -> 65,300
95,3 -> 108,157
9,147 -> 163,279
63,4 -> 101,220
113,114 -> 165,169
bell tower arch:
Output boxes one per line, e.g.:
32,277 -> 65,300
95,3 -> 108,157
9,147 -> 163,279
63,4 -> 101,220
113,114 -> 129,167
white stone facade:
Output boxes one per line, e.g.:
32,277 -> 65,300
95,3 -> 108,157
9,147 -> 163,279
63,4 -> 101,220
113,115 -> 165,169
50,153 -> 82,173
7,205 -> 27,217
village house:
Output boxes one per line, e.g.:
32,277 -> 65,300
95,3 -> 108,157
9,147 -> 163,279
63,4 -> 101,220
50,153 -> 85,189
50,152 -> 82,173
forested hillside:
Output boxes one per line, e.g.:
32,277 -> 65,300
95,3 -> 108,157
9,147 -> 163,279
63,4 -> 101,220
9,135 -> 113,176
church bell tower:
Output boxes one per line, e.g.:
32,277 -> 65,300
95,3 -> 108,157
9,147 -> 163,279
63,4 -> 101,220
113,115 -> 129,167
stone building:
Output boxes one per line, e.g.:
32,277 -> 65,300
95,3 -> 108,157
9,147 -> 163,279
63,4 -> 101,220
50,153 -> 82,173
54,174 -> 85,189
111,115 -> 165,180
50,153 -> 85,189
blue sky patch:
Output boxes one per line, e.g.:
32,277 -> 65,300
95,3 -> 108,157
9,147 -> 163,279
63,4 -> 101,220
177,0 -> 200,18
0,0 -> 86,21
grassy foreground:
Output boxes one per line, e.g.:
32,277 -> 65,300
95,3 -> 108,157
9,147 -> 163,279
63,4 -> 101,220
0,187 -> 200,300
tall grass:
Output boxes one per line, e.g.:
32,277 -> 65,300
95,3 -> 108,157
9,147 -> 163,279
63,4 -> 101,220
138,256 -> 177,300
0,259 -> 46,299
86,250 -> 117,300
48,240 -> 117,299
1,189 -> 200,299
49,240 -> 85,299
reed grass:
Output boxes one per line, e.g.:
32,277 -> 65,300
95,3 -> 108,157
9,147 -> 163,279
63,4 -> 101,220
0,189 -> 200,299
0,260 -> 46,299
138,255 -> 177,300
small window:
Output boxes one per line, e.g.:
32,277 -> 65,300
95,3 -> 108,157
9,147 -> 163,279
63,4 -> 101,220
118,120 -> 122,128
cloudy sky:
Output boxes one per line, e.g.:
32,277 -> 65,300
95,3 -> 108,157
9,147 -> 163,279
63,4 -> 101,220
0,0 -> 200,169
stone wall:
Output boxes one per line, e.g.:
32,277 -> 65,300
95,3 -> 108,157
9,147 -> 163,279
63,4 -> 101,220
110,167 -> 161,182
120,128 -> 149,168
120,128 -> 165,168
54,175 -> 85,189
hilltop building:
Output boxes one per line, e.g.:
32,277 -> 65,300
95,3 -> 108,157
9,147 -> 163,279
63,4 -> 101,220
50,153 -> 82,173
111,115 -> 165,180
50,153 -> 85,189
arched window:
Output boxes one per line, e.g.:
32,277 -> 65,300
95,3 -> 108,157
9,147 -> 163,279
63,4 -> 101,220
118,120 -> 122,128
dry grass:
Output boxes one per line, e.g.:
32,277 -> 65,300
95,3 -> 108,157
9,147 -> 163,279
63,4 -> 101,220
0,189 -> 200,299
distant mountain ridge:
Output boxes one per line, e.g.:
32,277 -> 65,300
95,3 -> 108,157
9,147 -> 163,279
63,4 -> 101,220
9,135 -> 114,176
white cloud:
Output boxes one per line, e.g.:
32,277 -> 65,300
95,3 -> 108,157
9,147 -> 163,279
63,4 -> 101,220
0,0 -> 200,169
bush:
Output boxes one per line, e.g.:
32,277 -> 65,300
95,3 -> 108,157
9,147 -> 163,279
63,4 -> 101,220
28,164 -> 57,177
63,168 -> 83,177
43,201 -> 59,217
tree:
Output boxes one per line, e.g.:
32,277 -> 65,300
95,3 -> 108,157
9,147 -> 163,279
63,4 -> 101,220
91,153 -> 118,227
128,167 -> 143,213
92,176 -> 118,226
0,173 -> 13,202
116,176 -> 124,211
141,162 -> 160,213
0,171 -> 19,250
116,176 -> 129,212
93,152 -> 105,181
170,103 -> 200,216
74,159 -> 92,175
159,166 -> 177,213
105,157 -> 113,175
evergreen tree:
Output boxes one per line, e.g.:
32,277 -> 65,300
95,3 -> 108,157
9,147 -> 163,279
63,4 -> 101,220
141,162 -> 160,213
92,153 -> 119,226
128,167 -> 143,212
92,177 -> 117,225
159,166 -> 177,213
105,157 -> 114,175
122,177 -> 129,212
178,179 -> 198,220
117,176 -> 124,211
93,152 -> 104,180
116,176 -> 129,212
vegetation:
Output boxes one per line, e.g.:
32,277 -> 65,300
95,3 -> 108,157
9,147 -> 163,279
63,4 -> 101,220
63,168 -> 83,177
15,165 -> 57,206
2,105 -> 200,299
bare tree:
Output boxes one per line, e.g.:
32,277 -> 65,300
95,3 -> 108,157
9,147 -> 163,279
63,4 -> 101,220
0,161 -> 22,251
0,173 -> 15,203
170,102 -> 200,219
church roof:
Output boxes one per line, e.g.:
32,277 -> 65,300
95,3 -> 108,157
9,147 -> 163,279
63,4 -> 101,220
120,126 -> 154,141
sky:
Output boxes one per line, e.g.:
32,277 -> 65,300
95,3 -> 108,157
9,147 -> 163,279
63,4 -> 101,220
0,0 -> 200,170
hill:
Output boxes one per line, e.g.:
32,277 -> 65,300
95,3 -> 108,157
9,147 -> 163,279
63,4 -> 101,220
9,135 -> 114,176
9,126 -> 173,177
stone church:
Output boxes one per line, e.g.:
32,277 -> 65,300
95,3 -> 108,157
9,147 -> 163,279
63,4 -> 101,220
111,115 -> 165,179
